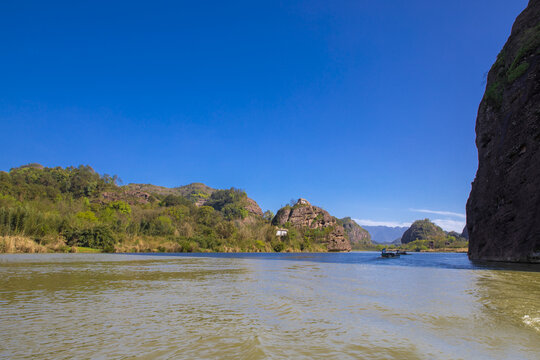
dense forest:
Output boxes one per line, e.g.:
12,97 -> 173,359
0,164 -> 330,253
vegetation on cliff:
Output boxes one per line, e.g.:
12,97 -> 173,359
484,21 -> 540,109
398,219 -> 468,251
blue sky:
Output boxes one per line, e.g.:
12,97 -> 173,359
0,0 -> 528,232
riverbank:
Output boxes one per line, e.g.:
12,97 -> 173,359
354,246 -> 469,254
1,236 -> 469,254
0,236 -> 105,253
0,235 -> 329,254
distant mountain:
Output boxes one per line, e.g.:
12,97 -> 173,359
361,225 -> 408,244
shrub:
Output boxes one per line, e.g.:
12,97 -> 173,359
222,204 -> 248,220
63,226 -> 116,252
205,188 -> 247,211
108,201 -> 131,215
273,241 -> 284,252
160,195 -> 189,207
484,82 -> 503,109
76,211 -> 98,222
507,62 -> 529,83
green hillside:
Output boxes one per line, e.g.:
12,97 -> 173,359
0,164 -> 282,253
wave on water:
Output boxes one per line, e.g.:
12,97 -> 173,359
522,315 -> 540,332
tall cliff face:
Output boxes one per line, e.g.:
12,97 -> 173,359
467,0 -> 540,263
272,199 -> 351,252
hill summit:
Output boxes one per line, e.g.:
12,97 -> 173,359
401,219 -> 445,244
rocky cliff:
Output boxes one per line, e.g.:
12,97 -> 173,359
244,198 -> 263,217
340,217 -> 372,248
272,199 -> 351,252
466,0 -> 540,263
401,219 -> 445,244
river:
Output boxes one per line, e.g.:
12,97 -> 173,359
0,252 -> 538,359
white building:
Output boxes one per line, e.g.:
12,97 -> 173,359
276,228 -> 288,237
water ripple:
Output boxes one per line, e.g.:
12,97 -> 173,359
0,253 -> 539,359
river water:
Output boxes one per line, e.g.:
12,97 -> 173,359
0,252 -> 538,359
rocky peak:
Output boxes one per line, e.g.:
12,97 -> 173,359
272,200 -> 335,229
272,199 -> 351,252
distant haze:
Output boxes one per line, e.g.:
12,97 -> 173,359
361,226 -> 408,244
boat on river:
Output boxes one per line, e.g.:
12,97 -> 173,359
381,248 -> 400,258
396,250 -> 410,255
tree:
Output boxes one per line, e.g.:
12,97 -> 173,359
205,188 -> 247,211
263,210 -> 274,221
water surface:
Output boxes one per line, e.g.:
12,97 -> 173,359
0,252 -> 539,359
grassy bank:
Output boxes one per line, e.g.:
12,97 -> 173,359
74,246 -> 102,253
1,236 -> 468,254
0,236 -> 73,253
0,235 -> 328,254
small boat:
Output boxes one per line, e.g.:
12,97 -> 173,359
396,250 -> 410,255
381,248 -> 400,258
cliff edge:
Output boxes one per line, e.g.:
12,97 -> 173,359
466,0 -> 540,262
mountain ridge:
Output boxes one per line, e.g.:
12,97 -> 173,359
360,225 -> 408,244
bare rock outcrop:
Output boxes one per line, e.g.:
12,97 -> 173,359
272,199 -> 351,252
245,197 -> 263,217
466,0 -> 540,263
326,225 -> 350,252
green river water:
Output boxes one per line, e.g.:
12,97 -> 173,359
0,252 -> 538,359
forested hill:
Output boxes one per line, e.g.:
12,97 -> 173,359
0,164 -> 331,253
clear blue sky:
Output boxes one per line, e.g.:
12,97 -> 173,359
0,0 -> 528,231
